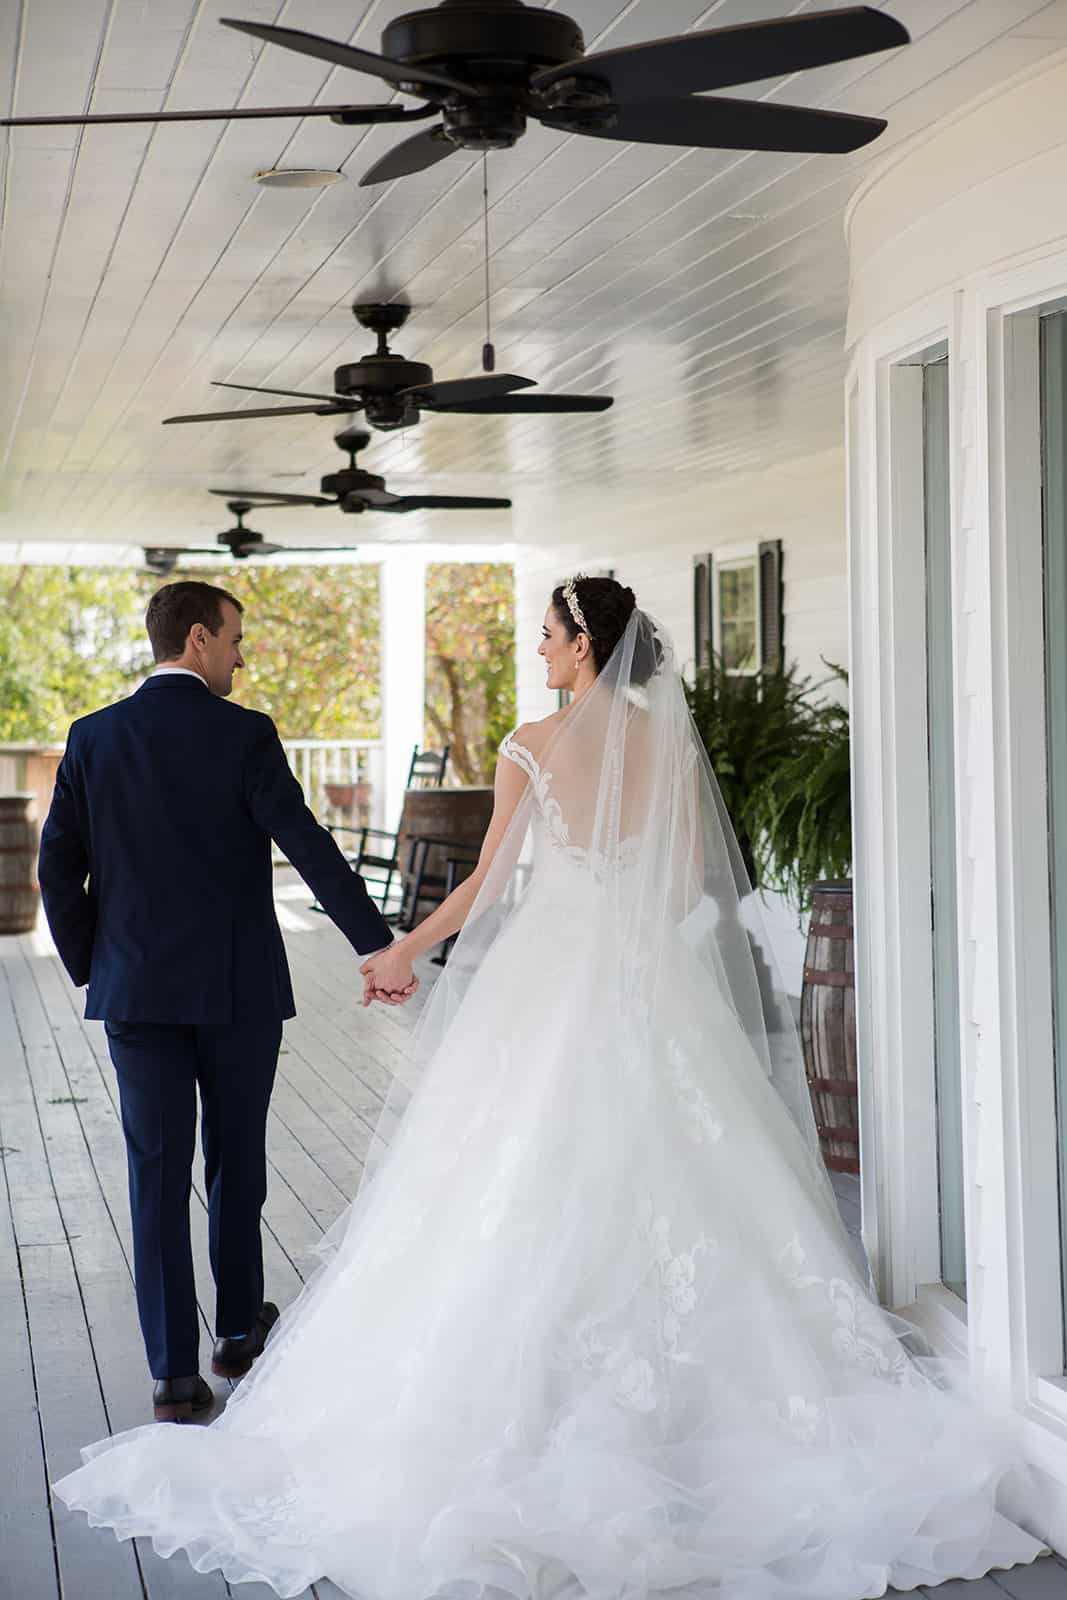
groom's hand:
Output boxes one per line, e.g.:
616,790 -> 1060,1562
360,945 -> 417,1007
361,971 -> 419,1008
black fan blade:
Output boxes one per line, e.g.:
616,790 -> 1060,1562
533,7 -> 908,101
221,20 -> 474,95
382,496 -> 513,512
212,380 -> 350,405
0,102 -> 419,128
360,126 -> 459,186
272,545 -> 361,553
209,489 -> 337,507
434,393 -> 614,414
545,95 -> 886,155
163,403 -> 350,424
413,374 -> 535,406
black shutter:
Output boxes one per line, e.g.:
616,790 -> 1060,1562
758,539 -> 784,672
693,554 -> 712,672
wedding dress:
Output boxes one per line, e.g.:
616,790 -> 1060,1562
54,611 -> 1045,1599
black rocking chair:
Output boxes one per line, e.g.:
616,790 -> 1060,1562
396,834 -> 481,941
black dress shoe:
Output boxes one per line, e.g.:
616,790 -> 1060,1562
152,1373 -> 214,1423
211,1301 -> 280,1379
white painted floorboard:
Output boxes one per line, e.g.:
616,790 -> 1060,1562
0,871 -> 1062,1599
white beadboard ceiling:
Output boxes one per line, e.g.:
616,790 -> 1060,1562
2,0 -> 1067,562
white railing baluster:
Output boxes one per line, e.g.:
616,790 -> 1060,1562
275,739 -> 386,864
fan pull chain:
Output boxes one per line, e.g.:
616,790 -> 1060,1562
481,154 -> 495,373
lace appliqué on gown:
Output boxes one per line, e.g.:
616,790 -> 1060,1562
499,731 -> 642,878
665,1037 -> 726,1146
778,1234 -> 909,1382
650,1212 -> 717,1365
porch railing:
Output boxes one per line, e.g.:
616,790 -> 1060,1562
279,739 -> 386,862
0,738 -> 386,867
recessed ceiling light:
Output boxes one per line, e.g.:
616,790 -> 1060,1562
254,168 -> 345,189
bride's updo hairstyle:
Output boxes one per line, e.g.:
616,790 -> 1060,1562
551,576 -> 663,684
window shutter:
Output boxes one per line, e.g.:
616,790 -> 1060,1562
758,539 -> 784,672
693,555 -> 712,672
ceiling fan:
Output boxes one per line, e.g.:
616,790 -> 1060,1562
2,5 -> 910,175
163,301 -> 611,431
142,500 -> 363,574
209,426 -> 513,515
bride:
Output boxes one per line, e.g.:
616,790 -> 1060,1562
55,577 -> 1046,1599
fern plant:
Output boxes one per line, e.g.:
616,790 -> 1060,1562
745,664 -> 852,910
683,657 -> 822,888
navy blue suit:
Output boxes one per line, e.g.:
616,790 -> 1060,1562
38,672 -> 392,1376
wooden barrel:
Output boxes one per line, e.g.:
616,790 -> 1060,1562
396,786 -> 495,926
799,880 -> 858,1174
0,794 -> 40,934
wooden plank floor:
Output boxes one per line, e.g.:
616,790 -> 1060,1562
1,871 -> 1063,1600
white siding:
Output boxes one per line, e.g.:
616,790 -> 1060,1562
512,444 -> 847,726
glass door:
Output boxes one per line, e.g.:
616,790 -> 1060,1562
923,356 -> 967,1300
1040,312 -> 1067,1347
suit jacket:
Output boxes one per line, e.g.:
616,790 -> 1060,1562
37,673 -> 392,1024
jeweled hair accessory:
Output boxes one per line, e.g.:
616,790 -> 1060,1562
562,574 -> 590,635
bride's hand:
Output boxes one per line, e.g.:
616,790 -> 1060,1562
360,944 -> 417,1007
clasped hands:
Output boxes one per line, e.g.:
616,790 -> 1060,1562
360,941 -> 419,1008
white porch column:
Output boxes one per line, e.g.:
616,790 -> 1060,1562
380,551 -> 428,828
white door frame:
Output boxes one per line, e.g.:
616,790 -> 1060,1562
847,306 -> 957,1326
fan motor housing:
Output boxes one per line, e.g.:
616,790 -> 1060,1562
321,468 -> 388,502
334,355 -> 433,396
334,354 -> 434,430
382,3 -> 584,83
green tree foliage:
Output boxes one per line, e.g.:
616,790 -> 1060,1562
0,566 -> 152,741
221,564 -> 380,739
0,562 -> 381,743
424,563 -> 516,786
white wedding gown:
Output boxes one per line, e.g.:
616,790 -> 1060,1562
54,718 -> 1045,1599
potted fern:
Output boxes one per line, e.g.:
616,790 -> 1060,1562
687,658 -> 857,1174
683,657 -> 822,889
745,665 -> 852,909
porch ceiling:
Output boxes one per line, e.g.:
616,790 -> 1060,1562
2,0 -> 1066,559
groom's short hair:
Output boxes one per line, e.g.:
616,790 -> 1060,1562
146,581 -> 244,663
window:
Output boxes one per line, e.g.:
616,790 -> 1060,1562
719,558 -> 759,674
693,541 -> 783,675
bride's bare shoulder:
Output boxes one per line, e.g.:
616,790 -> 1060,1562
509,708 -> 568,761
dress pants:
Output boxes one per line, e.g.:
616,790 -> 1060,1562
104,1017 -> 283,1379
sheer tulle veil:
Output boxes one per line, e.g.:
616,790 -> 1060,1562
344,606 -> 833,1227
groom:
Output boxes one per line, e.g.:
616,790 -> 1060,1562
37,580 -> 415,1421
